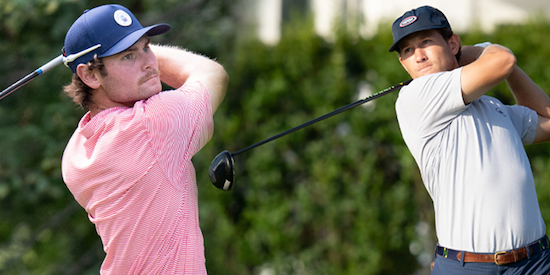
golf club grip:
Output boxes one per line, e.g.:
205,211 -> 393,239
232,79 -> 412,156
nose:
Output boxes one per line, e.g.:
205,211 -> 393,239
141,51 -> 157,71
414,48 -> 427,62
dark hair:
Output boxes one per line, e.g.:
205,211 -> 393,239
63,56 -> 107,109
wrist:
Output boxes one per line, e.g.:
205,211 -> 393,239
474,42 -> 493,48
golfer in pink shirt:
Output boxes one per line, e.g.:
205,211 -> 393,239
60,4 -> 228,274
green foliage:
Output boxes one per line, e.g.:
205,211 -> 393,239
0,0 -> 237,274
1,1 -> 550,274
200,16 -> 550,275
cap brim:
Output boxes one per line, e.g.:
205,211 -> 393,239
99,23 -> 170,58
389,42 -> 400,53
389,25 -> 451,52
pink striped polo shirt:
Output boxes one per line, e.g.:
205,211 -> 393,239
62,81 -> 213,274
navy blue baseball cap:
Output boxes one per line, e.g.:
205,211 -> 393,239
63,4 -> 170,73
389,6 -> 451,52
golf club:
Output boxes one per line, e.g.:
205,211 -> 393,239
209,79 -> 412,191
0,44 -> 101,101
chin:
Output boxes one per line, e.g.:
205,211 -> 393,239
146,84 -> 162,96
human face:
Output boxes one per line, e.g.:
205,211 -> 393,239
398,29 -> 459,79
94,36 -> 161,108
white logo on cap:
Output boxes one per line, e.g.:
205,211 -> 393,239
399,16 -> 417,27
114,10 -> 132,27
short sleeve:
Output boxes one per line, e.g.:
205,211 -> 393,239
504,104 -> 538,144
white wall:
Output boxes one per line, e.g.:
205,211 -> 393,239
257,0 -> 283,45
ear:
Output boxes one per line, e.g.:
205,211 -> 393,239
76,64 -> 101,89
448,34 -> 461,56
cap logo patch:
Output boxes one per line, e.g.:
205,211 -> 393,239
114,10 -> 132,26
399,16 -> 417,27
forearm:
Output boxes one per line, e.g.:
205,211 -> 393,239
150,44 -> 229,112
463,43 -> 550,117
506,65 -> 550,118
460,44 -> 516,103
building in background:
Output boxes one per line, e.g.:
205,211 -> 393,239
251,0 -> 550,45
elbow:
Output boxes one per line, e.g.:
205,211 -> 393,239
504,53 -> 517,75
217,64 -> 229,97
497,47 -> 516,76
221,65 -> 229,87
485,44 -> 516,76
211,62 -> 229,106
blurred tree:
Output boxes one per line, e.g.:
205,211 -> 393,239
198,11 -> 419,275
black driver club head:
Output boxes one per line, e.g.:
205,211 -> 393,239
209,150 -> 235,191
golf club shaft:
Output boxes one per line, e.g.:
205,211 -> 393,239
0,55 -> 64,101
232,79 -> 412,156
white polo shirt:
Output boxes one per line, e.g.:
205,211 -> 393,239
395,68 -> 545,253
